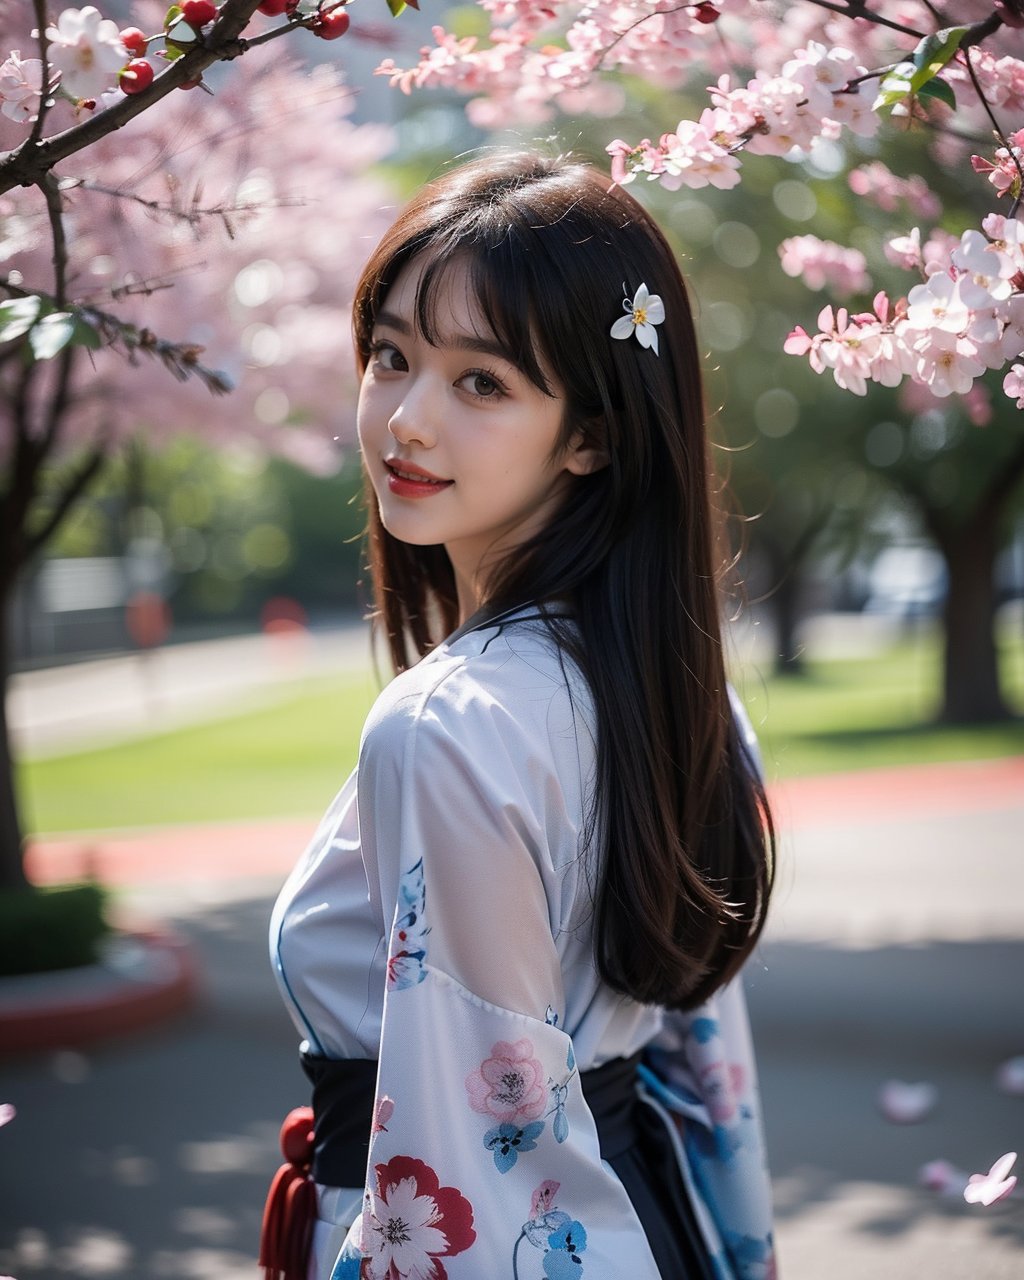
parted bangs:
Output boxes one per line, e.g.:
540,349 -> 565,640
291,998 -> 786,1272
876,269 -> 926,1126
354,224 -> 557,400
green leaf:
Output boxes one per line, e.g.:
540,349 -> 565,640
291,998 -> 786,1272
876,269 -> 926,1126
911,26 -> 968,77
908,26 -> 966,98
917,77 -> 957,110
0,295 -> 44,344
386,0 -> 407,15
872,73 -> 913,112
28,312 -> 76,361
163,3 -> 183,28
72,314 -> 102,350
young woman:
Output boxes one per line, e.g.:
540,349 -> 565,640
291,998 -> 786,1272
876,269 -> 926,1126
265,150 -> 776,1280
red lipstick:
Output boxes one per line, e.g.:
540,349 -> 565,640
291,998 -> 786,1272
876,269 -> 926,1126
384,457 -> 453,498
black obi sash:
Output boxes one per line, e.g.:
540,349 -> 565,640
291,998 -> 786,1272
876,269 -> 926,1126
299,1049 -> 643,1188
299,1047 -> 713,1278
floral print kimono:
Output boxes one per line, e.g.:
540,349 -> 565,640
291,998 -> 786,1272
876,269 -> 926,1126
270,611 -> 775,1280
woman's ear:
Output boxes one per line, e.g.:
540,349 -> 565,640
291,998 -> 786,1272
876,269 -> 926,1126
563,428 -> 610,476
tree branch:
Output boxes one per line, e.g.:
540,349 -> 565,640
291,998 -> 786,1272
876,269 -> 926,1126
796,0 -> 927,39
67,177 -> 303,235
961,44 -> 1024,218
39,171 -> 69,308
27,0 -> 54,150
23,443 -> 109,563
41,342 -> 77,455
0,0 -> 265,197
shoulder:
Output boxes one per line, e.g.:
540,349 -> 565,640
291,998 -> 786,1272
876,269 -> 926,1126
360,615 -> 595,787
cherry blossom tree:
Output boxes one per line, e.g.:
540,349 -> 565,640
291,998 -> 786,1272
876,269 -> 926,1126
377,0 -> 1024,721
2,0 -> 1022,901
0,0 -> 399,889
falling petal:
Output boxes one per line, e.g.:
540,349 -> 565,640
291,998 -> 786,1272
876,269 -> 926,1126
878,1080 -> 937,1124
964,1152 -> 1018,1207
0,1104 -> 14,1128
996,1056 -> 1024,1096
918,1159 -> 967,1195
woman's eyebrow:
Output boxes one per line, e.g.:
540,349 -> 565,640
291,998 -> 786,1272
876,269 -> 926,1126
375,309 -> 513,363
375,310 -> 411,335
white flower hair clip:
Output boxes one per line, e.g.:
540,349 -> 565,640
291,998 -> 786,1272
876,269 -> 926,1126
610,282 -> 665,356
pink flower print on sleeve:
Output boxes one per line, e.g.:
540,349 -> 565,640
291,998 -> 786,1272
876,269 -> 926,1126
465,1038 -> 547,1125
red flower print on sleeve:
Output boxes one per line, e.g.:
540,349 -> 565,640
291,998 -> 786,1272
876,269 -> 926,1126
361,1155 -> 476,1280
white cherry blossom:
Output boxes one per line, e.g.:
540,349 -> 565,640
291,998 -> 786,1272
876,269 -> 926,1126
45,6 -> 128,101
952,230 -> 1013,307
906,273 -> 970,334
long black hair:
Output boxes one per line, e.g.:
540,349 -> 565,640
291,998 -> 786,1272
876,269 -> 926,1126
352,151 -> 773,1010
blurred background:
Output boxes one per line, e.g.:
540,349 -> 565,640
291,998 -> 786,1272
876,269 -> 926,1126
1,0 -> 1023,1276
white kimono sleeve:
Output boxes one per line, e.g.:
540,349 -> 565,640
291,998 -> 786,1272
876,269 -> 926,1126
640,981 -> 776,1280
634,688 -> 775,1280
329,691 -> 663,1280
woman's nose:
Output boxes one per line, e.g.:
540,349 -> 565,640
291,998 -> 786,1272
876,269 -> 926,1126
388,376 -> 439,448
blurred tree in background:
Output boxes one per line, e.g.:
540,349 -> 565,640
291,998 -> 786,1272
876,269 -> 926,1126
3,0 -> 1024,902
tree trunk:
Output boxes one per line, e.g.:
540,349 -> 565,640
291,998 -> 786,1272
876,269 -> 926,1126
772,562 -> 805,675
0,591 -> 29,891
936,511 -> 1011,724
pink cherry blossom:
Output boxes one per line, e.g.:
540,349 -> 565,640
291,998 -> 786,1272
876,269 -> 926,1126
885,227 -> 923,271
848,162 -> 941,218
0,1103 -> 15,1128
913,330 -> 988,398
44,6 -> 128,102
964,1152 -> 1018,1206
1004,363 -> 1024,409
0,50 -> 46,124
778,235 -> 869,295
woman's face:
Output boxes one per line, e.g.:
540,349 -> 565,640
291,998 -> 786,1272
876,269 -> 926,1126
358,255 -> 596,615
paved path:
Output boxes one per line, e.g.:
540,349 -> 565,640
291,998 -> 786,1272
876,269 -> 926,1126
2,755 -> 1022,1278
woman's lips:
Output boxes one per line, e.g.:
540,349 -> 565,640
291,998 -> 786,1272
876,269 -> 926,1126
384,458 -> 453,498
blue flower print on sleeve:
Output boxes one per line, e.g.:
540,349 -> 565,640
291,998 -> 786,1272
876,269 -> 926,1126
485,1120 -> 545,1172
386,858 -> 430,991
542,1220 -> 587,1277
514,1182 -> 588,1280
689,1016 -> 719,1044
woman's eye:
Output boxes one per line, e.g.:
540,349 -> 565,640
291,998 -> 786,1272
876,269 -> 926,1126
371,342 -> 407,373
459,370 -> 503,398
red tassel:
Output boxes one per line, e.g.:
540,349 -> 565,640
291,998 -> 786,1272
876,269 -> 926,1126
260,1106 -> 317,1280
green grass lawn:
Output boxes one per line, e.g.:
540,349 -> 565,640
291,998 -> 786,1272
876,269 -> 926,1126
18,626 -> 1024,835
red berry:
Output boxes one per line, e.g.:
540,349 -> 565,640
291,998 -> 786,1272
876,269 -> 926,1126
120,26 -> 148,56
119,59 -> 154,94
181,0 -> 218,26
693,1 -> 720,21
257,0 -> 290,12
313,7 -> 349,38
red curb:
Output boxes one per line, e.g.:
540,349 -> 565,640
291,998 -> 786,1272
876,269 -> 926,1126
0,927 -> 200,1056
770,755 -> 1024,829
25,816 -> 317,889
19,757 -> 1024,890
